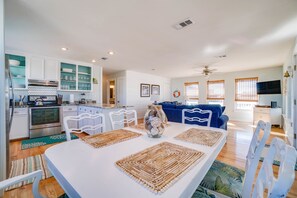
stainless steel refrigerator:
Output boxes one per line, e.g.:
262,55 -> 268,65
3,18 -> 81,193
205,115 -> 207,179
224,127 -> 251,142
4,55 -> 15,177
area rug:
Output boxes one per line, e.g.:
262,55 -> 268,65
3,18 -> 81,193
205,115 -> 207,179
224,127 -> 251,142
21,133 -> 78,150
116,142 -> 204,194
175,128 -> 223,147
198,160 -> 245,198
6,154 -> 52,191
260,144 -> 297,171
81,129 -> 142,148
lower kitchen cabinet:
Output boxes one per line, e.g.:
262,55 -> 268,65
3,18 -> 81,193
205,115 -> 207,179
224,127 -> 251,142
10,108 -> 29,140
253,107 -> 282,127
62,106 -> 78,131
64,106 -> 125,134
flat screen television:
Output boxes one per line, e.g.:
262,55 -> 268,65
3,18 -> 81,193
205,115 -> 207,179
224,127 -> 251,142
256,80 -> 281,94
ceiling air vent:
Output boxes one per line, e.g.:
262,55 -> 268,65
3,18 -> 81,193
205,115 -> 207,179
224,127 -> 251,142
173,18 -> 194,30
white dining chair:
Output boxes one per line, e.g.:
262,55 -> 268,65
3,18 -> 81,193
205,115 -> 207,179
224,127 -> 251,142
0,170 -> 43,198
182,108 -> 212,127
64,113 -> 106,141
242,120 -> 271,197
252,137 -> 297,197
109,109 -> 138,130
199,120 -> 271,198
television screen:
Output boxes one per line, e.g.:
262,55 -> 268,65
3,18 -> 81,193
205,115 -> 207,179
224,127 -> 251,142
256,80 -> 281,94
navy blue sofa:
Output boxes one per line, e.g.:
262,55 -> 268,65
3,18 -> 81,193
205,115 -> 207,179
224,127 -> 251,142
159,102 -> 229,130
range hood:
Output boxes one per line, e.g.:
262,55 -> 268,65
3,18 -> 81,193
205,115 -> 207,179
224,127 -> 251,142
28,79 -> 59,87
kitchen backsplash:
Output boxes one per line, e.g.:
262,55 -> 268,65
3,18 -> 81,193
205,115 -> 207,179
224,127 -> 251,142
14,89 -> 93,103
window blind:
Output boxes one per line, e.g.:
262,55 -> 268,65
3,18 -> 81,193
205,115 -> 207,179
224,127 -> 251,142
207,80 -> 225,100
235,77 -> 258,102
184,82 -> 199,100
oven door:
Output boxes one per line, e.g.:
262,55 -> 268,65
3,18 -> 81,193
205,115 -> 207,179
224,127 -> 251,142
29,106 -> 62,130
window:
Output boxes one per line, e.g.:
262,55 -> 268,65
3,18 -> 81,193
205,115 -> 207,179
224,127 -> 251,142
184,82 -> 199,105
207,80 -> 225,105
235,77 -> 258,110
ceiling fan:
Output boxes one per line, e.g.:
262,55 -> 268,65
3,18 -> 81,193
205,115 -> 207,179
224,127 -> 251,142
201,66 -> 217,76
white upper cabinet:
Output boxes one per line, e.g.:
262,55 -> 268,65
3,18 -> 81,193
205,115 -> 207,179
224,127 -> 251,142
29,56 -> 44,80
28,56 -> 59,81
44,59 -> 59,81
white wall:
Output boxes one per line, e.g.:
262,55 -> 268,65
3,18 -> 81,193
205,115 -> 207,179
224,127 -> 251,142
108,70 -> 171,118
92,65 -> 102,104
171,66 -> 283,122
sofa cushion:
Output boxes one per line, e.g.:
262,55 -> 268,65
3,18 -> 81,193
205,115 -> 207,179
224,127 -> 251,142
161,103 -> 176,109
176,105 -> 195,109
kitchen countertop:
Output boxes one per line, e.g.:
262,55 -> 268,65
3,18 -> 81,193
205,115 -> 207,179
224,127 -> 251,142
14,105 -> 29,108
62,103 -> 132,109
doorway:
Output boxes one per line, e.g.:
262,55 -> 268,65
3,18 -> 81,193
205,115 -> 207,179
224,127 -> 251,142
108,80 -> 116,105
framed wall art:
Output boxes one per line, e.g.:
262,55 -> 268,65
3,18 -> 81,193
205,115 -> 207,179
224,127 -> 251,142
151,84 -> 160,95
140,83 -> 150,97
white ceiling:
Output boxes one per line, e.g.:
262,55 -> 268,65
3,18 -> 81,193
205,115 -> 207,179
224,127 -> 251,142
5,0 -> 297,78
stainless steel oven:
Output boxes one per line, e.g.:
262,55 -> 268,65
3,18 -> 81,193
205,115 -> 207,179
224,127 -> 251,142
29,106 -> 62,138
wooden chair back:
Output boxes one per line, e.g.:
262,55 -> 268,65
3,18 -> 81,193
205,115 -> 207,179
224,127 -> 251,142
252,137 -> 297,198
64,113 -> 105,141
242,120 -> 271,197
109,109 -> 138,130
182,108 -> 212,127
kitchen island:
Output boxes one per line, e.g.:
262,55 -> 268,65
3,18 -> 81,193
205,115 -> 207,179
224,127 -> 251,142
62,103 -> 133,133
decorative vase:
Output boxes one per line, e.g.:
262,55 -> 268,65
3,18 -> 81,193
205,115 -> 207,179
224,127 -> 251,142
144,105 -> 166,138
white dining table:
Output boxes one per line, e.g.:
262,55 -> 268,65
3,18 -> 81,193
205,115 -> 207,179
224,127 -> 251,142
45,122 -> 227,198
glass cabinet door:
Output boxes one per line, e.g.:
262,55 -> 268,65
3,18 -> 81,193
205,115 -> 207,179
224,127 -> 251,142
6,54 -> 27,89
60,62 -> 77,90
78,65 -> 92,91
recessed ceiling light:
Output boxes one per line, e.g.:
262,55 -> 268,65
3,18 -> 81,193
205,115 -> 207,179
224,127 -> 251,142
108,51 -> 114,55
61,47 -> 68,51
92,59 -> 96,63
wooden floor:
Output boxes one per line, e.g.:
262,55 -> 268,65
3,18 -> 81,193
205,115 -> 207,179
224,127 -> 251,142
4,121 -> 297,198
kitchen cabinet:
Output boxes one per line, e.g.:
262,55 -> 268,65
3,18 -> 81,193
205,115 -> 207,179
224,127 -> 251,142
10,108 -> 29,140
29,56 -> 44,80
6,51 -> 98,91
78,65 -> 92,91
253,107 -> 282,127
62,106 -> 78,130
6,54 -> 27,89
60,63 -> 93,91
28,56 -> 59,81
44,59 -> 59,80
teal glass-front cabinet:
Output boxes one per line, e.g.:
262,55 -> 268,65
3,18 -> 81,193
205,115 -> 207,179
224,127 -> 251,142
78,65 -> 92,91
6,54 -> 27,89
60,63 -> 92,91
60,63 -> 77,90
